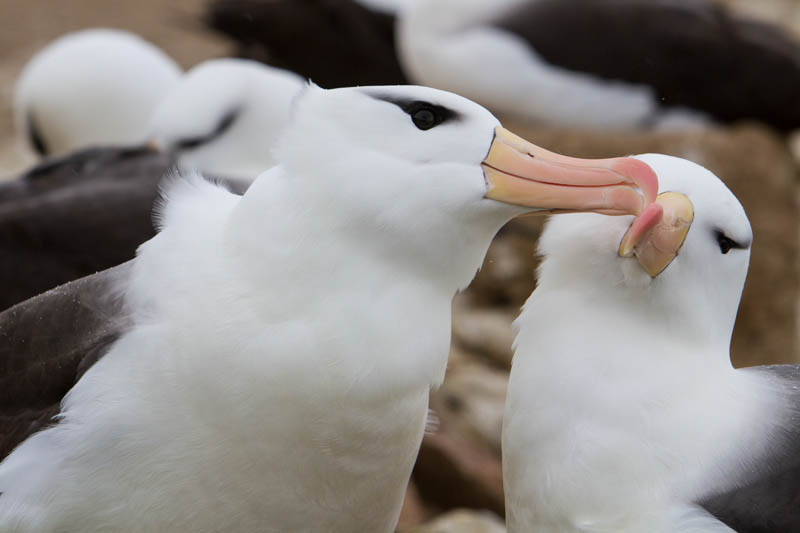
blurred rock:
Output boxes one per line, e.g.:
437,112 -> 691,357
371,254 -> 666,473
412,422 -> 504,518
715,0 -> 800,38
402,509 -> 506,533
398,481 -> 433,530
431,359 -> 509,454
452,297 -> 516,368
477,121 -> 799,366
443,344 -> 474,371
465,222 -> 541,308
789,130 -> 800,165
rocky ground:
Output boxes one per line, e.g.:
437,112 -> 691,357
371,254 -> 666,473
0,1 -> 798,531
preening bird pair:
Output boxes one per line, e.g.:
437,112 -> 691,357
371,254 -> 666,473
0,84 -> 795,533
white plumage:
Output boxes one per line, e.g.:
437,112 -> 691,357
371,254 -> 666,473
0,84 -> 658,531
148,58 -> 305,184
397,0 -> 707,130
14,29 -> 181,157
503,154 -> 797,532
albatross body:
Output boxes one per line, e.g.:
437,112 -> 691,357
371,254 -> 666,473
503,155 -> 799,532
14,29 -> 181,157
0,85 -> 656,531
398,0 -> 800,130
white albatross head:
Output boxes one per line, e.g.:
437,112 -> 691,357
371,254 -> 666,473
536,153 -> 752,345
233,84 -> 658,291
148,59 -> 305,184
14,28 -> 181,157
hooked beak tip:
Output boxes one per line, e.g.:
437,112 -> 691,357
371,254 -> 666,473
618,202 -> 664,258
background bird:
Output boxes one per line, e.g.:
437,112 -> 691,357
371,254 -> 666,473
398,0 -> 800,130
206,0 -> 407,87
148,58 -> 304,183
0,58 -> 301,311
14,28 -> 182,157
503,154 -> 799,532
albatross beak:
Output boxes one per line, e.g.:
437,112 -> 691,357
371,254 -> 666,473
618,191 -> 694,277
482,127 -> 658,215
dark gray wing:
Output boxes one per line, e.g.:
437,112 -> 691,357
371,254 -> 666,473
0,145 -> 172,310
494,0 -> 800,130
700,365 -> 800,532
206,0 -> 407,87
0,263 -> 132,459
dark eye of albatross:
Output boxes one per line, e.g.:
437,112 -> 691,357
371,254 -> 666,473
411,107 -> 436,130
363,93 -> 460,131
405,102 -> 449,131
715,230 -> 743,254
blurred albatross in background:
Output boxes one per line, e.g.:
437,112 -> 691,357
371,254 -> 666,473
14,28 -> 181,157
0,58 -> 303,311
148,58 -> 304,184
207,0 -> 408,87
398,0 -> 800,130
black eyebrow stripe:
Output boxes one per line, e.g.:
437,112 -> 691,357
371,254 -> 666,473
175,107 -> 241,151
364,93 -> 462,123
714,228 -> 750,249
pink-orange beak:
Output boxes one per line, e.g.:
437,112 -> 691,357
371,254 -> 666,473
482,127 -> 658,215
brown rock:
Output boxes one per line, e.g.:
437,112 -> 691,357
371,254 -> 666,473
401,509 -> 506,533
398,481 -> 433,530
412,422 -> 505,518
465,224 -> 541,309
452,297 -> 517,368
430,361 -> 509,454
713,0 -> 800,38
789,130 -> 800,165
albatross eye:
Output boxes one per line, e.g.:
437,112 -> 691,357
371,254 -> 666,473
364,93 -> 460,130
716,231 -> 738,254
403,101 -> 450,131
412,108 -> 437,130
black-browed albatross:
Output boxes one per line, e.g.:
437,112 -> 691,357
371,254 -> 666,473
503,154 -> 799,532
0,84 -> 657,531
